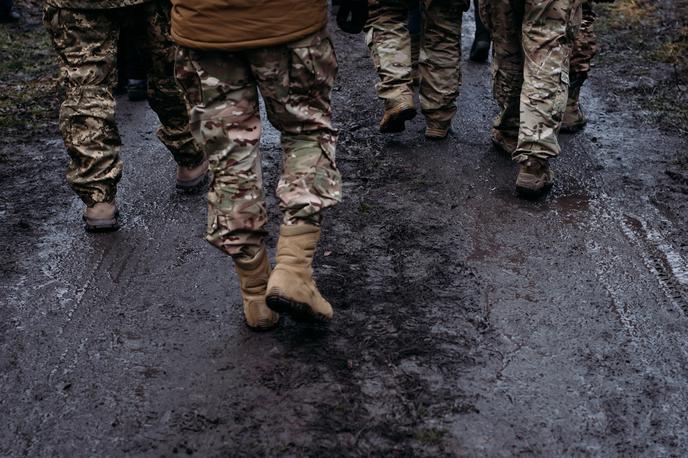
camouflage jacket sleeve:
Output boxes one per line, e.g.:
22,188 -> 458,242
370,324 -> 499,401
45,0 -> 151,9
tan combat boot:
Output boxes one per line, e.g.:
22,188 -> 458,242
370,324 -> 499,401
266,224 -> 333,322
234,246 -> 279,331
425,120 -> 451,140
491,128 -> 518,156
561,84 -> 587,133
380,98 -> 416,133
83,201 -> 119,232
176,158 -> 209,193
515,157 -> 554,198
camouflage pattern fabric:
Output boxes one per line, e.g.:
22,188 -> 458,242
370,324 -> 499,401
44,1 -> 203,206
46,0 -> 148,10
480,0 -> 582,161
174,30 -> 342,259
365,0 -> 469,122
570,0 -> 596,76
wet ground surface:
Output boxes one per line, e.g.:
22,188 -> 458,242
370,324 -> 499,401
2,10 -> 688,457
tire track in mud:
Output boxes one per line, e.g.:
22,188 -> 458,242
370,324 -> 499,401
621,210 -> 688,316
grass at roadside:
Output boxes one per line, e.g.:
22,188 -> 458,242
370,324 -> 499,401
0,1 -> 60,147
596,0 -> 688,134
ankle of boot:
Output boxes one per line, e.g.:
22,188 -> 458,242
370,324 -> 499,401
276,224 -> 320,268
279,223 -> 320,237
234,246 -> 268,270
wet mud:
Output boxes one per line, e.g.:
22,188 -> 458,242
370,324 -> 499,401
2,9 -> 688,458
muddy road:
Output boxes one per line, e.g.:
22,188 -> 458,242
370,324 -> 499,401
2,9 -> 688,457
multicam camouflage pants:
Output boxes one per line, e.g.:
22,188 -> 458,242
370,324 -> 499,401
365,0 -> 469,124
175,30 -> 342,259
570,0 -> 597,77
44,1 -> 203,206
480,0 -> 582,161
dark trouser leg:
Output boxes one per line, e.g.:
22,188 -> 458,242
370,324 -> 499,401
133,0 -> 204,168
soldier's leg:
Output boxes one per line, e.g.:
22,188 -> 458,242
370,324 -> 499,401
512,0 -> 581,197
419,0 -> 467,138
365,0 -> 414,107
365,0 -> 417,132
251,31 -> 341,322
515,0 -> 582,161
470,0 -> 492,63
409,0 -> 421,85
136,1 -> 206,172
482,0 -> 524,155
176,48 -> 279,330
174,47 -> 266,259
43,6 -> 121,207
563,0 -> 596,132
252,31 -> 342,228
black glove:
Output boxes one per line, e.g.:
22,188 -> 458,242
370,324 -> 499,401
337,0 -> 369,34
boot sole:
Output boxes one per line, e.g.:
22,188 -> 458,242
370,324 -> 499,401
380,107 -> 417,133
560,120 -> 587,134
265,294 -> 330,323
425,127 -> 449,140
516,183 -> 553,199
84,218 -> 120,233
245,318 -> 279,332
83,210 -> 120,233
176,171 -> 210,194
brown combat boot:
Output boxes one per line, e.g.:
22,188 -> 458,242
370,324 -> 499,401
83,201 -> 119,232
561,84 -> 587,133
380,98 -> 416,134
561,72 -> 588,133
176,158 -> 209,193
425,120 -> 450,140
515,157 -> 554,198
234,246 -> 279,331
491,128 -> 517,156
266,224 -> 333,322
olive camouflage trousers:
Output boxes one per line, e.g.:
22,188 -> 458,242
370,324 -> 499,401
44,1 -> 203,206
480,0 -> 582,161
175,30 -> 342,259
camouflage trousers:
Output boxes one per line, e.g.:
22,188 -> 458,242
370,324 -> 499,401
175,30 -> 342,259
365,0 -> 470,124
480,0 -> 582,161
44,1 -> 203,206
571,0 -> 597,77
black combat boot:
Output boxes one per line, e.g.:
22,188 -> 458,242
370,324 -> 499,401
469,0 -> 491,63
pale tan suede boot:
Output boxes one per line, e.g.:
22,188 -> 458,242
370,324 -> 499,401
266,225 -> 333,322
234,246 -> 279,331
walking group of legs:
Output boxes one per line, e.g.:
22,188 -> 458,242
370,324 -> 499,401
44,0 -> 603,330
365,0 -> 601,196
